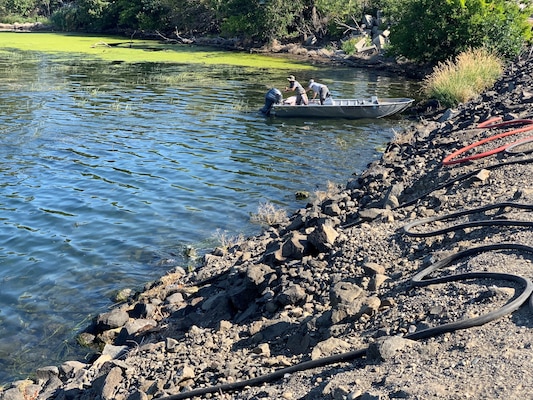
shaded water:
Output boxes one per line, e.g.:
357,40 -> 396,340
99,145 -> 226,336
0,47 -> 419,383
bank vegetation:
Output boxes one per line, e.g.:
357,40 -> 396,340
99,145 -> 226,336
1,0 -> 531,61
1,0 -> 532,109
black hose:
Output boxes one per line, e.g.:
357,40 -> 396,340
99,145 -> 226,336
158,348 -> 368,400
157,243 -> 533,400
408,243 -> 533,339
397,155 -> 533,210
341,156 -> 533,229
403,202 -> 533,237
505,137 -> 533,155
158,155 -> 533,399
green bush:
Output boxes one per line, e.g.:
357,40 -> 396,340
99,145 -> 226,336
479,1 -> 533,59
1,0 -> 72,25
341,37 -> 358,54
383,0 -> 532,63
341,36 -> 372,54
0,13 -> 49,23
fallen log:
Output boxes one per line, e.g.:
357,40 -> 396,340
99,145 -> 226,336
91,41 -> 133,48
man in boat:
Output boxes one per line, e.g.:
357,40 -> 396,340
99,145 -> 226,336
308,79 -> 331,105
284,75 -> 308,105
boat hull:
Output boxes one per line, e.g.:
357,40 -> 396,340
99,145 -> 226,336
270,98 -> 414,119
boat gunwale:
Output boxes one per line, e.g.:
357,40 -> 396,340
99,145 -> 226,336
274,98 -> 413,108
269,97 -> 414,119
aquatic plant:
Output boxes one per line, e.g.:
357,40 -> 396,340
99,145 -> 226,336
0,32 -> 315,70
157,71 -> 216,86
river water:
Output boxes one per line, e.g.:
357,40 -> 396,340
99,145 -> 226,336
0,47 -> 418,383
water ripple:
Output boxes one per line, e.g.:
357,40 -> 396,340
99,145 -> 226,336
0,54 -> 419,383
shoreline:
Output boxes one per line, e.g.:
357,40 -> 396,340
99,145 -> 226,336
2,43 -> 533,400
0,23 -> 430,80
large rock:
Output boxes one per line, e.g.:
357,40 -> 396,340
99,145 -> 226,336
311,337 -> 352,360
367,336 -> 417,361
116,319 -> 157,344
96,309 -> 130,331
329,282 -> 380,324
330,281 -> 364,306
263,231 -> 309,264
276,284 -> 307,306
308,221 -> 339,253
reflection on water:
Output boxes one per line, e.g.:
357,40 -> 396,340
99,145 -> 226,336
0,51 -> 419,383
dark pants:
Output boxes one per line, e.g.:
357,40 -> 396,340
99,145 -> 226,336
319,86 -> 330,105
296,92 -> 309,105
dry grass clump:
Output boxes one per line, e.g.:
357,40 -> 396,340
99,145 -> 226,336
314,180 -> 341,203
213,228 -> 245,250
422,47 -> 503,108
250,202 -> 288,227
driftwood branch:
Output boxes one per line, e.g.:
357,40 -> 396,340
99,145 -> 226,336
92,31 -> 137,48
91,41 -> 133,48
156,29 -> 194,45
335,16 -> 364,36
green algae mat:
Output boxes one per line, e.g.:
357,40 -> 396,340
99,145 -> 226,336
0,32 -> 315,69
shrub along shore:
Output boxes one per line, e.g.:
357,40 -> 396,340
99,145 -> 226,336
2,48 -> 533,400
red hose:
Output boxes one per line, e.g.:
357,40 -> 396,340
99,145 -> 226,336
443,117 -> 533,165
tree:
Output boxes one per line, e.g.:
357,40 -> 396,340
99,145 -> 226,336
218,0 -> 306,42
217,0 -> 367,43
114,0 -> 172,31
163,0 -> 220,36
312,0 -> 365,37
0,0 -> 38,17
383,0 -> 532,64
50,0 -> 116,31
258,0 -> 306,42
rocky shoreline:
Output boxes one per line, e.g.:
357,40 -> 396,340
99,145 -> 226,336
2,47 -> 533,399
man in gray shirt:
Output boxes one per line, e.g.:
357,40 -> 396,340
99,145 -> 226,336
285,75 -> 309,105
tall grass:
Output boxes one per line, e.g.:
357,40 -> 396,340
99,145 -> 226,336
422,48 -> 504,108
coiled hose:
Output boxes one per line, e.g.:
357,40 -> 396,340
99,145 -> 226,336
159,204 -> 533,399
442,117 -> 533,165
158,242 -> 533,400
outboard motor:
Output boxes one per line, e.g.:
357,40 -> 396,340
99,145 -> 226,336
260,88 -> 282,116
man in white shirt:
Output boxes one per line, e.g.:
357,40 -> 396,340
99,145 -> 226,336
308,79 -> 332,105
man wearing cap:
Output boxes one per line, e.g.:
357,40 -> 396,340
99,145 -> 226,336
284,75 -> 308,105
308,79 -> 331,105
